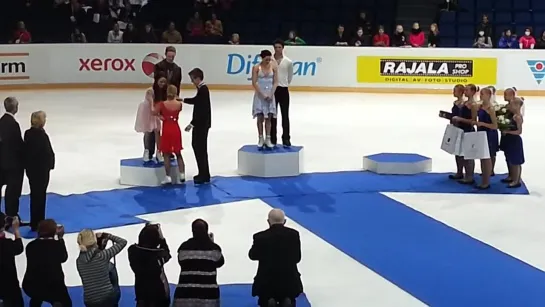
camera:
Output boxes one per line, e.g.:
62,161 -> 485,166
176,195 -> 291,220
96,233 -> 109,250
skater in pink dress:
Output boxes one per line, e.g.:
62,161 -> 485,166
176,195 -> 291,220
134,88 -> 161,162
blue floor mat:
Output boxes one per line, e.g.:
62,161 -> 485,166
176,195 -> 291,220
15,171 -> 528,238
22,284 -> 311,307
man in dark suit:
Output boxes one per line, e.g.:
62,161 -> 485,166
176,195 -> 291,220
148,46 -> 183,160
0,213 -> 24,307
0,97 -> 25,226
182,68 -> 211,184
249,209 -> 303,307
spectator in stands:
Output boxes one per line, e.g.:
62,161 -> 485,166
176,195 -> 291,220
229,33 -> 240,44
409,22 -> 425,47
123,22 -> 138,43
208,13 -> 223,36
12,21 -> 31,44
187,12 -> 205,37
195,0 -> 216,19
141,23 -> 158,43
476,14 -> 493,40
249,209 -> 303,307
473,30 -> 492,48
519,28 -> 535,49
128,223 -> 172,307
23,219 -> 71,307
333,24 -> 349,46
76,230 -> 127,307
354,11 -> 372,44
0,215 -> 24,307
285,30 -> 306,45
71,28 -> 87,43
498,29 -> 517,49
373,25 -> 390,47
352,27 -> 368,46
162,21 -> 183,43
428,23 -> 440,47
107,23 -> 123,43
535,31 -> 545,49
391,25 -> 407,47
173,219 -> 225,306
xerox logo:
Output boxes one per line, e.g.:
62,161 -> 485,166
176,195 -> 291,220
79,58 -> 136,71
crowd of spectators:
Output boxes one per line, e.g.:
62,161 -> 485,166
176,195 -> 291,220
0,208 -> 303,307
1,0 -> 544,49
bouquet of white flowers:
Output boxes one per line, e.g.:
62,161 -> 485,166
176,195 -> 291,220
495,104 -> 514,131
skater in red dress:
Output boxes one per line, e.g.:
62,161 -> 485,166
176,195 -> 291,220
155,85 -> 186,184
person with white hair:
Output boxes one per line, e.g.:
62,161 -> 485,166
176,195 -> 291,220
0,97 -> 25,227
249,209 -> 303,307
76,230 -> 127,307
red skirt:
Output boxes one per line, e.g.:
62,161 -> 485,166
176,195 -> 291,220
160,121 -> 182,154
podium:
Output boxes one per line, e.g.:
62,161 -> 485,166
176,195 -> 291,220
362,153 -> 432,175
237,145 -> 304,177
120,158 -> 181,186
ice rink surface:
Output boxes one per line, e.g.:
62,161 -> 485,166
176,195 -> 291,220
3,88 -> 545,306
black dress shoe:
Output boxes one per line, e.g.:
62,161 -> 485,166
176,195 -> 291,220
194,176 -> 211,185
283,140 -> 291,147
475,184 -> 490,190
449,174 -> 463,180
501,178 -> 513,183
508,182 -> 522,188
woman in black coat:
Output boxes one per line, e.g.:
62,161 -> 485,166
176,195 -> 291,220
24,111 -> 55,231
128,223 -> 172,307
23,219 -> 71,307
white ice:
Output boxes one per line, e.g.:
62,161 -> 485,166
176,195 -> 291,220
2,89 -> 545,306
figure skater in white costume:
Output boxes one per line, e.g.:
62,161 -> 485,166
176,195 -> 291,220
251,49 -> 278,149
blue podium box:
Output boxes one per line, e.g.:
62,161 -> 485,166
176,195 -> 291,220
362,153 -> 432,175
120,158 -> 182,186
237,145 -> 304,177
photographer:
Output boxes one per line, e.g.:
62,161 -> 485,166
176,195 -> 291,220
128,223 -> 172,307
23,219 -> 71,307
173,219 -> 225,307
76,230 -> 127,307
0,214 -> 24,307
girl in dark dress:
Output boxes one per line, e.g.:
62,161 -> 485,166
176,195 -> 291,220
449,84 -> 466,180
452,84 -> 478,184
502,98 -> 525,188
474,87 -> 499,189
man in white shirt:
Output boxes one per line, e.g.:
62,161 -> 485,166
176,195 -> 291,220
271,40 -> 294,147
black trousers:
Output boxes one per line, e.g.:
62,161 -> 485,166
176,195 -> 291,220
0,287 -> 24,307
0,168 -> 24,217
258,297 -> 296,307
26,169 -> 50,229
192,127 -> 210,179
271,86 -> 290,144
145,131 -> 156,159
28,286 -> 72,307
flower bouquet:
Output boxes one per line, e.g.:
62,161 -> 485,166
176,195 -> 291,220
495,104 -> 515,131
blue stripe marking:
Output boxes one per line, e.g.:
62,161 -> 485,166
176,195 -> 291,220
263,192 -> 545,307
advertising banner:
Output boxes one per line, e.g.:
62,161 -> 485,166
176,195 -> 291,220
356,56 -> 497,85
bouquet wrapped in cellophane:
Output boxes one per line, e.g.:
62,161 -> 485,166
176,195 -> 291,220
494,103 -> 515,131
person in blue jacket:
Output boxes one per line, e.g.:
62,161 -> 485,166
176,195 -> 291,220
498,29 -> 518,48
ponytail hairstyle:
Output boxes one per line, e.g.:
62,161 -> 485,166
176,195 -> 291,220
465,83 -> 478,100
480,87 -> 492,103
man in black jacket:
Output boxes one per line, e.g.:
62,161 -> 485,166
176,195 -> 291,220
147,46 -> 183,161
182,68 -> 211,184
0,213 -> 24,307
249,209 -> 303,307
0,97 -> 25,225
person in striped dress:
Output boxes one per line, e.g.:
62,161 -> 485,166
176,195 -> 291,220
173,219 -> 225,307
76,230 -> 127,307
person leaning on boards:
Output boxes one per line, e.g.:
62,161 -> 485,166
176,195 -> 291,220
249,209 -> 303,307
24,111 -> 55,231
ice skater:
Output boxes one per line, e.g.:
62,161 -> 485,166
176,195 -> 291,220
135,88 -> 161,162
271,39 -> 294,147
154,85 -> 185,185
251,50 -> 278,149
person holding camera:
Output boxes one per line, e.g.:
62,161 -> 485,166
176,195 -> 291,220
23,219 -> 71,307
173,219 -> 225,307
0,214 -> 24,307
128,223 -> 172,307
76,230 -> 127,307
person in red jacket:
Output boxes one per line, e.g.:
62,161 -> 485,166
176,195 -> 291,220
519,27 -> 536,49
373,25 -> 390,47
409,22 -> 425,47
12,21 -> 31,44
